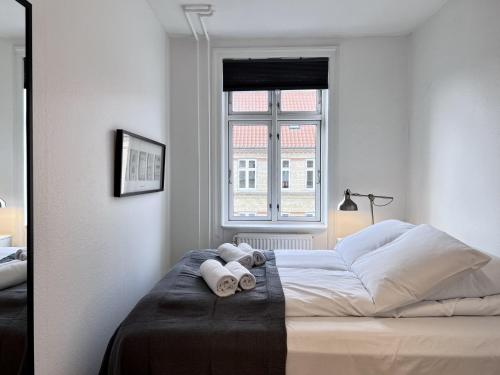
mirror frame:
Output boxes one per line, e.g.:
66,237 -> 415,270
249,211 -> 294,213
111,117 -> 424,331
12,0 -> 33,373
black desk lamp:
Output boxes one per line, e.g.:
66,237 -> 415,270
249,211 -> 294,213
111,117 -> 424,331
338,189 -> 394,225
0,197 -> 6,208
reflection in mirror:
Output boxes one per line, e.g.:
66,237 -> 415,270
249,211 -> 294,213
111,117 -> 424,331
0,0 -> 28,373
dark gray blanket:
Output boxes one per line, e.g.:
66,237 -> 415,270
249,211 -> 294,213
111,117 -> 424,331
100,250 -> 286,375
0,282 -> 27,375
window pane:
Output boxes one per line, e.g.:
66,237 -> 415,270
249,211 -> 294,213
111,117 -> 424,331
282,160 -> 289,168
307,160 -> 314,168
280,123 -> 318,218
248,171 -> 256,188
231,91 -> 269,112
239,171 -> 246,188
280,90 -> 318,112
231,123 -> 269,218
282,170 -> 289,189
306,170 -> 314,189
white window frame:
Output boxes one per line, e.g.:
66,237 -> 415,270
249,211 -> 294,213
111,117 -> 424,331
228,92 -> 323,223
281,159 -> 290,190
228,121 -> 272,221
214,46 -> 335,231
277,121 -> 321,222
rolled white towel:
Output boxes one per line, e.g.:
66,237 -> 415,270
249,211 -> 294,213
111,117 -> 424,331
225,261 -> 256,291
16,249 -> 27,261
217,243 -> 253,269
200,259 -> 238,297
238,243 -> 267,266
0,260 -> 27,290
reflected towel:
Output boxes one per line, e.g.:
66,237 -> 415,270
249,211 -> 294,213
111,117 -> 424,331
200,259 -> 238,297
238,243 -> 267,266
225,261 -> 256,291
217,243 -> 253,269
0,260 -> 27,290
15,249 -> 27,261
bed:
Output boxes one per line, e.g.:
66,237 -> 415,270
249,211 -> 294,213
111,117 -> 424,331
0,282 -> 27,375
100,222 -> 500,375
0,247 -> 27,375
286,316 -> 500,375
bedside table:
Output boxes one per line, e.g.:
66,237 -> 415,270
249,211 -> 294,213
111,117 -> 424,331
0,235 -> 12,247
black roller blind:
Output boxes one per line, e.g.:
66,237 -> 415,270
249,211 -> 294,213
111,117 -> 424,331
223,57 -> 328,92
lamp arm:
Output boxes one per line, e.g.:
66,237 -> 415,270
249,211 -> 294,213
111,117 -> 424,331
350,192 -> 394,200
348,192 -> 394,225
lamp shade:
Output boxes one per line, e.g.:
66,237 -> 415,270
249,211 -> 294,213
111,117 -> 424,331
338,189 -> 358,211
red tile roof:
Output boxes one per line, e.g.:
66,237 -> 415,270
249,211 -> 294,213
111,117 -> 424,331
281,90 -> 317,112
233,125 -> 316,148
232,91 -> 268,112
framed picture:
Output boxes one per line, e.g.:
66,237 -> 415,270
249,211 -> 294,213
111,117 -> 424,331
114,129 -> 166,197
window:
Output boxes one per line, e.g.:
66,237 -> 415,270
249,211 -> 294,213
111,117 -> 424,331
281,160 -> 290,189
279,90 -> 320,113
306,159 -> 315,189
226,90 -> 324,223
238,159 -> 257,190
229,122 -> 270,220
279,123 -> 320,219
230,91 -> 270,113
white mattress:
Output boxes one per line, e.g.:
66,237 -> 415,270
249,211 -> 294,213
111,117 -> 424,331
286,316 -> 500,375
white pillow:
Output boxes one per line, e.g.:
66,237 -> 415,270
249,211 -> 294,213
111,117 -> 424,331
426,252 -> 500,300
0,260 -> 27,290
351,224 -> 491,313
336,219 -> 415,266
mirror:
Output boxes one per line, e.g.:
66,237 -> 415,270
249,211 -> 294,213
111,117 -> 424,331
0,0 -> 32,373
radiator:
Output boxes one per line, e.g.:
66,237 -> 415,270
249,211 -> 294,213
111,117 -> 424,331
233,233 -> 313,250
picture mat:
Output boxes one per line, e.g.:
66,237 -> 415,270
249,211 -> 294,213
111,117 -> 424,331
120,134 -> 164,194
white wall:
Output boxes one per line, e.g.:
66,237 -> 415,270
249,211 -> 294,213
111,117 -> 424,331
408,0 -> 500,256
32,0 -> 171,373
169,37 -> 200,261
169,36 -> 409,261
0,38 -> 15,237
335,37 -> 410,238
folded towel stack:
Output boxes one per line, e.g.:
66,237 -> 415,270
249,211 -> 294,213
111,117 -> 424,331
0,259 -> 27,290
200,259 -> 238,297
238,242 -> 267,266
217,243 -> 253,269
225,261 -> 257,290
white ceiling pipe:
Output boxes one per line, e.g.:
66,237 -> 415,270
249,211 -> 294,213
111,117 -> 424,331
198,14 -> 211,41
181,4 -> 214,248
182,4 -> 213,40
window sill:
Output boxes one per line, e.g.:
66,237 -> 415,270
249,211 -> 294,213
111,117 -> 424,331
221,221 -> 327,233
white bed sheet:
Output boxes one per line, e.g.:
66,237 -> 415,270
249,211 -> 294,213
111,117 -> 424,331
286,316 -> 500,375
275,250 -> 347,271
0,247 -> 21,260
277,250 -> 500,317
279,267 -> 375,317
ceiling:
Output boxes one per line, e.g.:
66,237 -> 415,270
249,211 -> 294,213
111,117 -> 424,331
147,0 -> 448,38
0,0 -> 25,39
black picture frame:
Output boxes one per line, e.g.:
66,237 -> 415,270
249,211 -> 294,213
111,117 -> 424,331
114,129 -> 166,197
